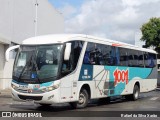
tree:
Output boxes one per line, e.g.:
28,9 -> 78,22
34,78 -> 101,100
140,17 -> 160,52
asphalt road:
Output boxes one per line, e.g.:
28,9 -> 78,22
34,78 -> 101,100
0,89 -> 160,119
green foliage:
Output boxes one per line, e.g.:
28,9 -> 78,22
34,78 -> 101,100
140,17 -> 160,52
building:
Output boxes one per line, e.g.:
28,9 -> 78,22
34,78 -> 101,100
0,0 -> 64,89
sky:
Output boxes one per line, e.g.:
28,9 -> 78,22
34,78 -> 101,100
48,0 -> 160,44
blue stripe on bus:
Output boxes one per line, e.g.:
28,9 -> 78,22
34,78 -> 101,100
104,66 -> 152,96
104,66 -> 152,81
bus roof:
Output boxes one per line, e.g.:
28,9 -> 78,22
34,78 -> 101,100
22,34 -> 157,54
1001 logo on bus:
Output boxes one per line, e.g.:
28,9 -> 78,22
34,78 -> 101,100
114,69 -> 129,86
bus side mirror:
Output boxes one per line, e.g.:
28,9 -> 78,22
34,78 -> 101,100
64,43 -> 71,61
5,45 -> 20,62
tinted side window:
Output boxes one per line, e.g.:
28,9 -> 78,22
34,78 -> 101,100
115,47 -> 120,65
94,44 -> 104,65
73,41 -> 84,68
83,43 -> 156,68
83,42 -> 116,65
83,43 -> 106,65
83,42 -> 101,65
119,48 -> 128,66
146,53 -> 156,68
144,52 -> 149,67
128,50 -> 134,67
128,50 -> 143,67
138,51 -> 144,67
83,42 -> 96,65
132,50 -> 139,67
97,44 -> 117,65
62,41 -> 84,76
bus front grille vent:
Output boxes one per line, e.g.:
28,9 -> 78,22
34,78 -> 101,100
18,95 -> 43,101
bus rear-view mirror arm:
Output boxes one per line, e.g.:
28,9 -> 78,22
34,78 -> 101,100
64,43 -> 71,61
5,45 -> 20,62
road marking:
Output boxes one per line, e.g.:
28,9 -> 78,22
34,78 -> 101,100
150,97 -> 159,100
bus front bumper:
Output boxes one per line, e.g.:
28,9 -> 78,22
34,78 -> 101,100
11,87 -> 60,104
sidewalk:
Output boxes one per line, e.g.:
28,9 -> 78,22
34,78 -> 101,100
0,89 -> 11,98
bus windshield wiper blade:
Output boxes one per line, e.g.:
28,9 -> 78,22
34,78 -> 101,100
17,56 -> 32,82
39,76 -> 57,82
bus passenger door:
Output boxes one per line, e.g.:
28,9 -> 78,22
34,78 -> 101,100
60,59 -> 74,102
60,41 -> 84,102
71,40 -> 84,101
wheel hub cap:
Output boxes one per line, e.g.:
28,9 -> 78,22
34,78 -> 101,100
79,94 -> 85,104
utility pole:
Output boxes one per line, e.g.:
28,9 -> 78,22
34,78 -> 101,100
34,0 -> 38,36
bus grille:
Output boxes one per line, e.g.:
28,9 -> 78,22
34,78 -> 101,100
18,95 -> 43,101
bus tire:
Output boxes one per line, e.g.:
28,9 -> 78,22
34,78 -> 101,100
70,89 -> 89,109
126,84 -> 139,101
98,97 -> 110,105
39,103 -> 51,106
132,84 -> 140,100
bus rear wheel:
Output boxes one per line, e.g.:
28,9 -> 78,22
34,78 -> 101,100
98,97 -> 110,105
70,89 -> 89,109
39,103 -> 51,106
126,84 -> 140,101
132,84 -> 140,100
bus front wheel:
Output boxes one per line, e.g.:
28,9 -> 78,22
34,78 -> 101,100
70,89 -> 89,109
98,97 -> 110,105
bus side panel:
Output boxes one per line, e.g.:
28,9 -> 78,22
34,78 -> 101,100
78,64 -> 114,99
121,78 -> 157,95
108,66 -> 157,96
92,65 -> 109,98
60,75 -> 73,103
139,67 -> 157,93
76,81 -> 95,100
139,79 -> 157,92
78,65 -> 157,100
103,66 -> 156,96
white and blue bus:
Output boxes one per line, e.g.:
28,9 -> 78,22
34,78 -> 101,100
6,34 -> 157,108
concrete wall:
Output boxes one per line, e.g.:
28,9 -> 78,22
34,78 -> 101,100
2,59 -> 14,89
0,43 -> 9,89
0,0 -> 64,89
0,0 -> 64,44
0,44 -> 5,89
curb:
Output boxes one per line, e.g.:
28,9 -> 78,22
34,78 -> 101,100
0,89 -> 11,98
0,93 -> 11,98
0,95 -> 11,98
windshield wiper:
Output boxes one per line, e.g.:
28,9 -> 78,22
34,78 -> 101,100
17,51 -> 41,83
17,55 -> 32,82
39,76 -> 57,82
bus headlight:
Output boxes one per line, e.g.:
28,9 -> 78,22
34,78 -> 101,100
41,84 -> 60,92
11,83 -> 18,89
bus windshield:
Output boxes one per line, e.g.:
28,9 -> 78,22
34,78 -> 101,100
13,44 -> 63,83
